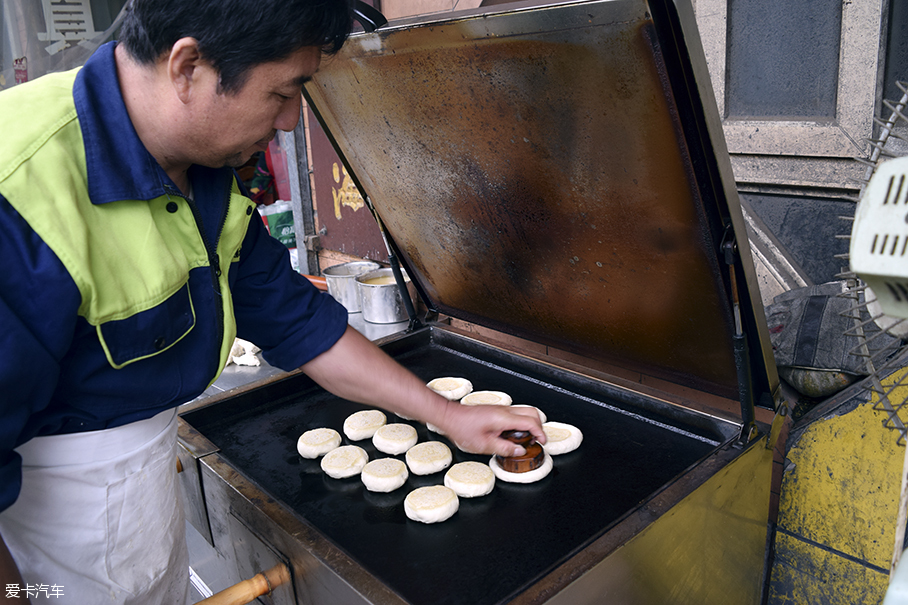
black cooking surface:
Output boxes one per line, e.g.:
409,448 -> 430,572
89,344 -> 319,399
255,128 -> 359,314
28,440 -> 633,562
185,332 -> 726,604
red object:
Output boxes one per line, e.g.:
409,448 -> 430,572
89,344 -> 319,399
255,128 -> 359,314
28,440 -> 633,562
267,139 -> 292,201
303,275 -> 328,291
306,107 -> 387,261
14,57 -> 27,85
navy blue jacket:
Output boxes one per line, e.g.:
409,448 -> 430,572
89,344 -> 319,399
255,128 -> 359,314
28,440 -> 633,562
0,42 -> 348,512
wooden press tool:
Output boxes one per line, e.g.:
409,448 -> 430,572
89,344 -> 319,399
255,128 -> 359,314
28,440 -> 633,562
495,430 -> 545,473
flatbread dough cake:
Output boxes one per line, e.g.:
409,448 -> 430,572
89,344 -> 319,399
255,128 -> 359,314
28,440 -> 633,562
425,422 -> 446,436
426,377 -> 473,401
489,451 -> 553,484
297,428 -> 342,459
542,421 -> 583,455
405,441 -> 453,475
320,445 -> 369,479
511,404 -> 547,423
444,461 -> 495,498
460,391 -> 512,406
361,458 -> 409,493
372,423 -> 418,455
343,409 -> 387,441
404,485 -> 459,523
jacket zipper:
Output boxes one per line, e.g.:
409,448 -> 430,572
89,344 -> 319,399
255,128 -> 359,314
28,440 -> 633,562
169,178 -> 232,373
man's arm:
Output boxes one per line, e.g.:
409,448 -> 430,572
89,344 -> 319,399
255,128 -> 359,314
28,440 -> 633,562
300,326 -> 545,457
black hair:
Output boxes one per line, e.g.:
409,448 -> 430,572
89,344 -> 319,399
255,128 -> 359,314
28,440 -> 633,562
118,0 -> 352,93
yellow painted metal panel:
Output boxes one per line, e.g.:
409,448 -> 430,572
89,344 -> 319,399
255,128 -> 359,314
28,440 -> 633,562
778,401 -> 902,568
769,367 -> 908,604
769,530 -> 889,604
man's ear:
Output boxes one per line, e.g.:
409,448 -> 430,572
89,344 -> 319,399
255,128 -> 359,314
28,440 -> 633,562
167,38 -> 204,104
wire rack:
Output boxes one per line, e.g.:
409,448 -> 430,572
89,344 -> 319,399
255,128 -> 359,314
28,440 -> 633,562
836,80 -> 908,577
838,80 -> 908,444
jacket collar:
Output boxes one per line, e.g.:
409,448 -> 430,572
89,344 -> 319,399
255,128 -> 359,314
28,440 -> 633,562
73,42 -> 233,205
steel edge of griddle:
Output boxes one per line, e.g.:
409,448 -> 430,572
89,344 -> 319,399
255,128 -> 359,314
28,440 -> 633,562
191,428 -> 768,605
179,322 -> 769,605
200,450 -> 414,605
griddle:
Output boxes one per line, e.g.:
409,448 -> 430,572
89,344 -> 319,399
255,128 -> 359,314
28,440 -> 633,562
182,329 -> 733,605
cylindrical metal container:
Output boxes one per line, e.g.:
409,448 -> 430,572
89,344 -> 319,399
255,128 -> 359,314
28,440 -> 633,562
356,268 -> 415,323
323,261 -> 381,312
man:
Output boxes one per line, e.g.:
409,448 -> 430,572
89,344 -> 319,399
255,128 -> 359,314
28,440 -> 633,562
0,0 -> 544,602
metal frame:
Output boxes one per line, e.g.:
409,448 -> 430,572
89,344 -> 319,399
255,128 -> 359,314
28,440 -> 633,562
695,0 -> 885,191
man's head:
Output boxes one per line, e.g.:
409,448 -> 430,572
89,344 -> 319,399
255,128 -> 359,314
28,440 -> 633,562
118,0 -> 352,94
115,0 -> 353,178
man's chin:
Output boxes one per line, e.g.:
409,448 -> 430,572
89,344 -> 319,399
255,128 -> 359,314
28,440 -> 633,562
223,150 -> 254,169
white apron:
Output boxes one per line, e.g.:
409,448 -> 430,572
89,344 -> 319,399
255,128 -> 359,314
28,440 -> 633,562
0,409 -> 189,604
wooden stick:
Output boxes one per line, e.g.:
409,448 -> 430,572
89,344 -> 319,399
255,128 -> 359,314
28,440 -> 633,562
196,563 -> 290,605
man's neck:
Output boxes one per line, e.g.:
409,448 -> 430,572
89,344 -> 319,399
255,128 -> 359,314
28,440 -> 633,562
113,44 -> 192,195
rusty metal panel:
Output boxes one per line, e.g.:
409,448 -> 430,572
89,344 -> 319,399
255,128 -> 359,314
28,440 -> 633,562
305,0 -> 742,397
308,107 -> 388,260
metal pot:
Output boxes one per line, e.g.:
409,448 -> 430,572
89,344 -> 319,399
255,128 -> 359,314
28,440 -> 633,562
323,261 -> 381,312
356,268 -> 415,323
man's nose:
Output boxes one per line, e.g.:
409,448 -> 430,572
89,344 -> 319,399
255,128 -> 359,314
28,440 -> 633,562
275,94 -> 303,131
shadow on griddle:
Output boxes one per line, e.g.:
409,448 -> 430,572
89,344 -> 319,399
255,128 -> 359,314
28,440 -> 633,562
321,474 -> 363,494
363,490 -> 408,524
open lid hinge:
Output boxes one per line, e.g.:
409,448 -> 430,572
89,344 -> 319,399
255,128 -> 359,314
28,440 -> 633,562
722,225 -> 759,443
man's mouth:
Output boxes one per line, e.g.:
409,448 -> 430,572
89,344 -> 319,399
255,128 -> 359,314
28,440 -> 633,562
254,131 -> 277,151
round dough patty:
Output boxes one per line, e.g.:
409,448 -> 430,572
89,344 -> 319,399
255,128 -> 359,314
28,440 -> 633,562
297,428 -> 341,459
372,423 -> 418,455
425,422 -> 446,436
404,485 -> 459,523
321,445 -> 369,479
406,441 -> 453,475
461,391 -> 512,406
489,451 -> 553,484
444,461 -> 495,498
542,421 -> 583,455
343,409 -> 387,441
427,377 -> 473,401
361,458 -> 409,493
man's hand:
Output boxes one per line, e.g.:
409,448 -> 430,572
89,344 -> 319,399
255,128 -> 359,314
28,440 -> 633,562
435,402 -> 546,457
301,326 -> 545,457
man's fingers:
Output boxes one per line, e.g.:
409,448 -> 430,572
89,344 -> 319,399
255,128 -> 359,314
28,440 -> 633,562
496,440 -> 526,458
444,403 -> 547,456
500,407 -> 546,444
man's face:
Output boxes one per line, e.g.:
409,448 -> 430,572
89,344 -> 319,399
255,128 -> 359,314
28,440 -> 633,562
192,46 -> 321,169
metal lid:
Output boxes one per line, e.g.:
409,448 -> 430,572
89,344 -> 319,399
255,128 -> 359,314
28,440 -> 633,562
305,0 -> 777,405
